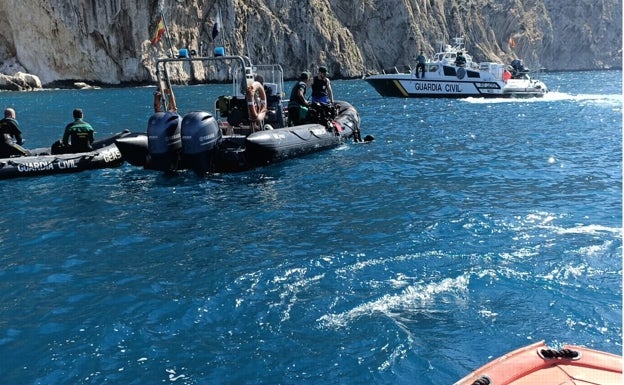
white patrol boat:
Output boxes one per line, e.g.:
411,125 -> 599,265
365,37 -> 547,99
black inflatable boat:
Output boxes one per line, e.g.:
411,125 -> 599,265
115,55 -> 372,176
0,130 -> 134,180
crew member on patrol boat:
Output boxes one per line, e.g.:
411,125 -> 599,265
62,108 -> 95,152
0,107 -> 29,158
455,52 -> 466,67
416,51 -> 426,78
311,66 -> 334,104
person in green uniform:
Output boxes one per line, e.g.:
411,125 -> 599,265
62,108 -> 94,152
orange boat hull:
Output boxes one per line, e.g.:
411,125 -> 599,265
454,341 -> 622,385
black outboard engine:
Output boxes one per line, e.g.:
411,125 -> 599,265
180,111 -> 222,175
146,112 -> 182,172
510,59 -> 529,78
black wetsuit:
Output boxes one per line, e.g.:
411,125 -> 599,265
0,117 -> 28,157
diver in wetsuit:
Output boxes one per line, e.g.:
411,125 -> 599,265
0,108 -> 29,158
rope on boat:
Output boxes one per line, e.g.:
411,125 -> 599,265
470,375 -> 491,385
538,347 -> 581,360
468,347 -> 582,385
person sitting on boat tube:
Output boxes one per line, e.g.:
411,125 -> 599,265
416,51 -> 426,78
455,52 -> 466,67
0,107 -> 30,158
287,71 -> 312,126
311,66 -> 334,105
62,108 -> 95,152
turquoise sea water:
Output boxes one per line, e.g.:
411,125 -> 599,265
0,71 -> 621,384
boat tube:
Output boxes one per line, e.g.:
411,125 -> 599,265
244,101 -> 361,167
453,340 -> 622,385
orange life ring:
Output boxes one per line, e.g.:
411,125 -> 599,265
246,81 -> 267,122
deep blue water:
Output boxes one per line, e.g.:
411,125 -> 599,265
0,71 -> 621,385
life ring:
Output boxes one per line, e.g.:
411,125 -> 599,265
246,81 -> 267,122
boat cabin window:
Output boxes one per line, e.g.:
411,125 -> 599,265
466,70 -> 480,78
443,66 -> 456,76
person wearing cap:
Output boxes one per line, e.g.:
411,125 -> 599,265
62,108 -> 95,152
0,107 -> 29,158
311,66 -> 334,104
287,71 -> 312,126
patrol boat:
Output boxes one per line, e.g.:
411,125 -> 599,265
365,37 -> 547,98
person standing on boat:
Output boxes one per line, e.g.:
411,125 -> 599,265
311,66 -> 334,104
288,71 -> 312,126
416,51 -> 426,78
0,108 -> 29,157
62,108 -> 95,152
153,87 -> 178,113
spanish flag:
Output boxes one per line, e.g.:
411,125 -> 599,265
150,18 -> 166,45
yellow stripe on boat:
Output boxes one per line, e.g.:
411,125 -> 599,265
392,80 -> 409,97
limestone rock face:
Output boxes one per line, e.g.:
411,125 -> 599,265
0,0 -> 620,87
0,72 -> 42,91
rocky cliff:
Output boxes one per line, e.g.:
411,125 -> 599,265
0,0 -> 620,88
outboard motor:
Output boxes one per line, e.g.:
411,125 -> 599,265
180,111 -> 222,175
510,59 -> 530,78
146,111 -> 182,172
